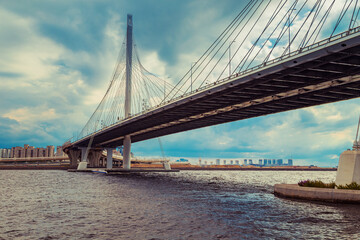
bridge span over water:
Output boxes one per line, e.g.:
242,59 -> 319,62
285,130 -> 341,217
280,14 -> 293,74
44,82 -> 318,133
64,1 -> 360,170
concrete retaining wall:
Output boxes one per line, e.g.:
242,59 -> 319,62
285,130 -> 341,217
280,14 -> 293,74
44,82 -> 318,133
274,184 -> 360,203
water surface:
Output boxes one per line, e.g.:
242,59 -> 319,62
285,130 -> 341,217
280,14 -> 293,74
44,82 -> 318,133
0,170 -> 359,239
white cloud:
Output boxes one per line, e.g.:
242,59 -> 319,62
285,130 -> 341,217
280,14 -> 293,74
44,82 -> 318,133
3,106 -> 57,123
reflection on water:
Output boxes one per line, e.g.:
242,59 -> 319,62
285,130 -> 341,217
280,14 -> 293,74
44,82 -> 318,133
0,170 -> 359,239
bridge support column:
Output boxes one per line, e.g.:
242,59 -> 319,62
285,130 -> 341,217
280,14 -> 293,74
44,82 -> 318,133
67,149 -> 80,168
106,148 -> 114,169
123,135 -> 131,170
163,161 -> 171,170
80,148 -> 87,162
88,149 -> 102,168
77,147 -> 88,170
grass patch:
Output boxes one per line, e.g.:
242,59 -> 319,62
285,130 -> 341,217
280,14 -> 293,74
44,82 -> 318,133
298,180 -> 360,190
298,180 -> 335,188
337,182 -> 360,190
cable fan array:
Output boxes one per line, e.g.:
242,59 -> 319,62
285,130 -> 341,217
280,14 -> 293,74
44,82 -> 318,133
164,0 -> 360,103
77,38 -> 181,140
75,0 -> 360,141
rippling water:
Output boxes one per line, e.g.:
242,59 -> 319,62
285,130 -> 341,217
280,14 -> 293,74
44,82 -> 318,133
0,170 -> 359,239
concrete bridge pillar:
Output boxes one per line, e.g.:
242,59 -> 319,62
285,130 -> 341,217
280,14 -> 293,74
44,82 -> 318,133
106,148 -> 114,169
123,135 -> 131,169
88,149 -> 103,168
77,147 -> 89,170
80,148 -> 87,162
67,149 -> 81,168
335,149 -> 360,186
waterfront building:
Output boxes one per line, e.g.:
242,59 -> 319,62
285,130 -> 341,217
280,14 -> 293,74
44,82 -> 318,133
5,149 -> 11,158
235,160 -> 239,165
259,159 -> 263,165
272,159 -> 276,165
0,149 -> 5,158
37,148 -> 47,157
204,161 -> 208,165
12,146 -> 25,158
198,158 -> 202,166
288,159 -> 293,166
249,159 -> 253,165
47,146 -> 55,157
216,159 -> 220,165
244,159 -> 247,165
264,159 -> 268,165
230,160 -> 233,165
5,144 -> 58,158
25,146 -> 36,158
224,160 -> 227,165
277,159 -> 283,166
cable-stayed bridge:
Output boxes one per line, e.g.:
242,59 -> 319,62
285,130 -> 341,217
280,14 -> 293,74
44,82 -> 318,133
64,0 -> 360,170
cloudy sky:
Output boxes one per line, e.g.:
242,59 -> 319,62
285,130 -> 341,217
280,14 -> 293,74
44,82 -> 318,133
1,0 -> 359,167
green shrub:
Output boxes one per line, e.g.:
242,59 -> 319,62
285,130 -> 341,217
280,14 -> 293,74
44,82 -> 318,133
298,179 -> 335,188
337,182 -> 360,190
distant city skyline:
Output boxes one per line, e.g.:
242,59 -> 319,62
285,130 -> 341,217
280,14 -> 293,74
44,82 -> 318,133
0,144 -> 65,158
0,1 -> 359,167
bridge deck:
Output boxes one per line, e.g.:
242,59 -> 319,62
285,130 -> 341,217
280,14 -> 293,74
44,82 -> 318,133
70,30 -> 360,149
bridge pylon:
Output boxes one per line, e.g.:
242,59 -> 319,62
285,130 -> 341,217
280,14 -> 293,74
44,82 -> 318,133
123,14 -> 133,170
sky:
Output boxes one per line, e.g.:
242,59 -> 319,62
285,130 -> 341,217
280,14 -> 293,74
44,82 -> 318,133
0,0 -> 360,167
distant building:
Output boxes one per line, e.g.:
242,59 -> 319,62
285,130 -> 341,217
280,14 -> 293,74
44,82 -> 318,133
199,158 -> 202,166
5,149 -> 11,158
244,159 -> 247,165
288,159 -> 293,166
259,159 -> 263,165
277,159 -> 283,166
175,158 -> 189,163
230,160 -> 233,165
224,160 -> 227,165
235,160 -> 239,165
26,146 -> 36,158
216,159 -> 220,165
264,159 -> 268,165
204,161 -> 208,165
5,144 -> 58,158
37,148 -> 47,157
47,146 -> 55,157
12,146 -> 24,158
272,159 -> 276,165
249,159 -> 253,165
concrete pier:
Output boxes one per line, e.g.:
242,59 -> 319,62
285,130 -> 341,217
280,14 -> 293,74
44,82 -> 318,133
67,149 -> 80,168
335,150 -> 360,186
106,148 -> 114,169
